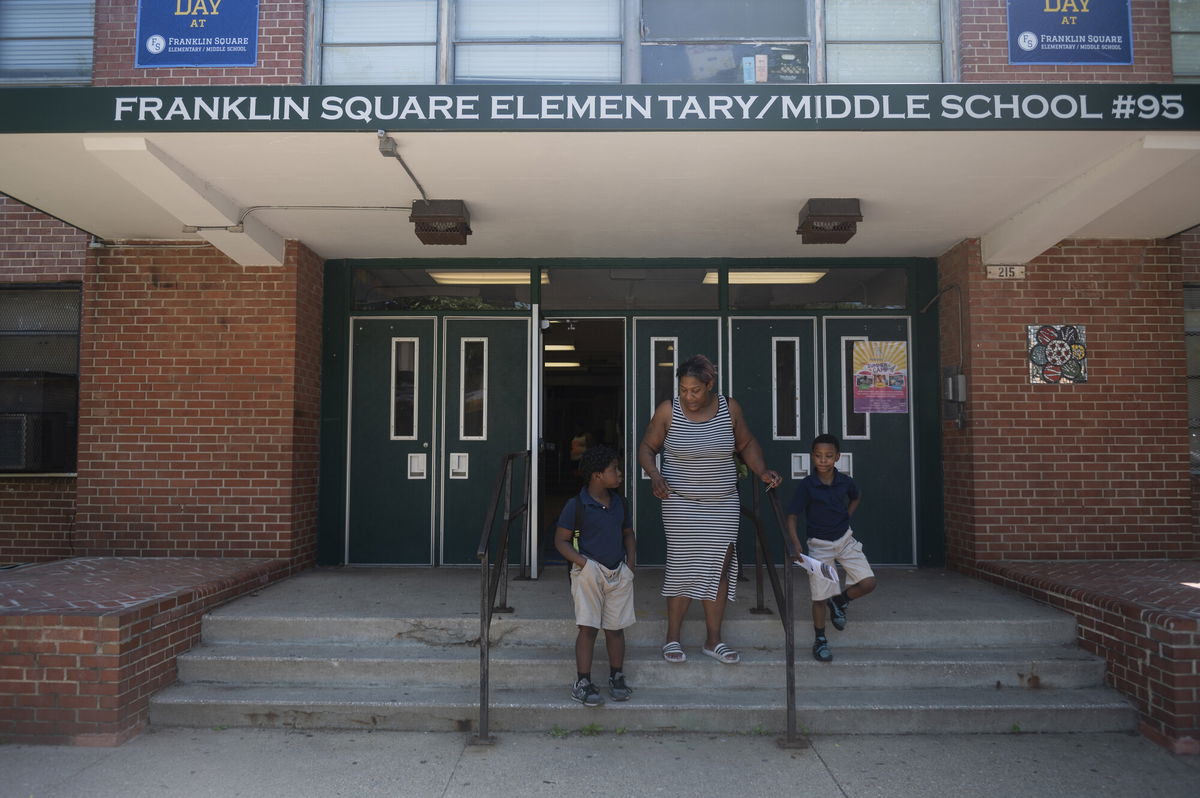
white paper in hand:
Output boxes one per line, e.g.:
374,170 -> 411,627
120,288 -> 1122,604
793,553 -> 840,588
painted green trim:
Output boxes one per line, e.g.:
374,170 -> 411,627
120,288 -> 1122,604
317,260 -> 353,566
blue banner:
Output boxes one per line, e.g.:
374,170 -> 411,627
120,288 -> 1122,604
135,1 -> 259,68
1008,0 -> 1133,65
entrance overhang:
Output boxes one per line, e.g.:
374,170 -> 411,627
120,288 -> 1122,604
1,83 -> 1198,266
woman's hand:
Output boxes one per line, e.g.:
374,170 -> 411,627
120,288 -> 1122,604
650,473 -> 671,499
760,469 -> 782,490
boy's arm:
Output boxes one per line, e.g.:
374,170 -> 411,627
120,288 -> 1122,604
622,527 -> 636,572
848,483 -> 861,518
554,525 -> 588,568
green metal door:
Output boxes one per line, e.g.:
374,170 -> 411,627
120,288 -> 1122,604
822,316 -> 915,565
727,317 -> 819,561
440,317 -> 530,565
630,317 -> 721,566
347,317 -> 436,564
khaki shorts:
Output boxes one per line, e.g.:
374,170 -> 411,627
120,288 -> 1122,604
805,529 -> 874,602
570,559 -> 636,630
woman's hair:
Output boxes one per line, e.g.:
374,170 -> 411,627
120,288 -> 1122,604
580,444 -> 620,480
676,354 -> 717,385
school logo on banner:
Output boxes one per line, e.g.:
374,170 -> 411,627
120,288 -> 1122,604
1007,0 -> 1133,65
136,1 -> 260,68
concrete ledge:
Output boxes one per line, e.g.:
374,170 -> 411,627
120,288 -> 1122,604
0,557 -> 292,746
973,560 -> 1200,755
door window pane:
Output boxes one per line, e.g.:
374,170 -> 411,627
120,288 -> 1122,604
455,43 -> 621,82
826,0 -> 940,41
652,338 -> 678,411
842,337 -> 868,439
826,43 -> 942,82
773,338 -> 800,439
641,0 -> 808,40
391,339 -> 418,440
461,338 -> 487,440
457,0 -> 620,38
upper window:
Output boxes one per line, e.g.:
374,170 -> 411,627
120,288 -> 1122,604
318,1 -> 945,85
456,0 -> 622,83
1172,0 -> 1200,83
640,0 -> 810,84
825,0 -> 942,83
0,0 -> 95,86
0,286 -> 81,474
321,0 -> 438,84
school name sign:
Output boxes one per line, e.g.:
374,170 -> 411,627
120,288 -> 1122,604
2,85 -> 1198,133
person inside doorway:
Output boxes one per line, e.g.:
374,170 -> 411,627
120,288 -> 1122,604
637,354 -> 782,665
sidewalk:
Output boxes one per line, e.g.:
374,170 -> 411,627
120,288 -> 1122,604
3,726 -> 1198,798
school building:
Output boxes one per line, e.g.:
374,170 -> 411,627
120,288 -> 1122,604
0,1 -> 1197,750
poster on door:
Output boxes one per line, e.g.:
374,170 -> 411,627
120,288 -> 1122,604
852,340 -> 908,414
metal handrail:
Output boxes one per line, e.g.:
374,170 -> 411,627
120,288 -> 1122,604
743,481 -> 808,749
472,450 -> 531,745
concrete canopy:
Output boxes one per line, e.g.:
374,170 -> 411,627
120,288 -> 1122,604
2,90 -> 1199,266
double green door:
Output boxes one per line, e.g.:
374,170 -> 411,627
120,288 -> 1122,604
347,316 -> 529,564
630,315 -> 915,567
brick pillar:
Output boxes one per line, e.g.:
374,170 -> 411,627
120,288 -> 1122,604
938,238 -> 1195,566
74,241 -> 321,567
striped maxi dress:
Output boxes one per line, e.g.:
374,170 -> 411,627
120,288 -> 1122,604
659,394 -> 740,602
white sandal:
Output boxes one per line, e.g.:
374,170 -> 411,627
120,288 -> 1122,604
662,641 -> 686,663
702,642 -> 740,664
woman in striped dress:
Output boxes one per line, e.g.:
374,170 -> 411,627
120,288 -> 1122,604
637,355 -> 782,665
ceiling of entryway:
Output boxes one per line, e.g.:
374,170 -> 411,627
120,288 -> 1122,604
1,128 -> 1198,265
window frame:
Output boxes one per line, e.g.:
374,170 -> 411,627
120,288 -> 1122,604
0,0 -> 96,87
312,0 -> 951,86
0,283 -> 82,475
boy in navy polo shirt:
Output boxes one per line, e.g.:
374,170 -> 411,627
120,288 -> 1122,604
785,434 -> 877,663
554,445 -> 637,706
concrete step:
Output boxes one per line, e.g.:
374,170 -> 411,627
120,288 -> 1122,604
198,613 -> 1080,650
177,642 -> 1106,691
149,684 -> 1136,735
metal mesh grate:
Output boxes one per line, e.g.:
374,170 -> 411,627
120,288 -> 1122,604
0,289 -> 80,333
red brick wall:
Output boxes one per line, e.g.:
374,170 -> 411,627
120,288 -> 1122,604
979,560 -> 1200,755
959,0 -> 1174,83
0,557 -> 290,746
0,196 -> 91,565
92,0 -> 307,87
73,241 -> 321,565
939,238 -> 1195,564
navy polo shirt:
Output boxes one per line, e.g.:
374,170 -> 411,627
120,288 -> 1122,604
786,470 -> 859,542
556,488 -> 631,570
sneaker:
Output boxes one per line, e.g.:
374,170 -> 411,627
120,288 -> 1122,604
571,677 -> 604,706
812,638 -> 833,663
608,672 -> 632,702
827,597 -> 848,631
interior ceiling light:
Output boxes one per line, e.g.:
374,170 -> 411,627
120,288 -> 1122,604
409,199 -> 472,245
545,361 -> 582,368
703,270 -> 827,285
427,271 -> 549,285
796,198 -> 863,245
544,344 -> 576,351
